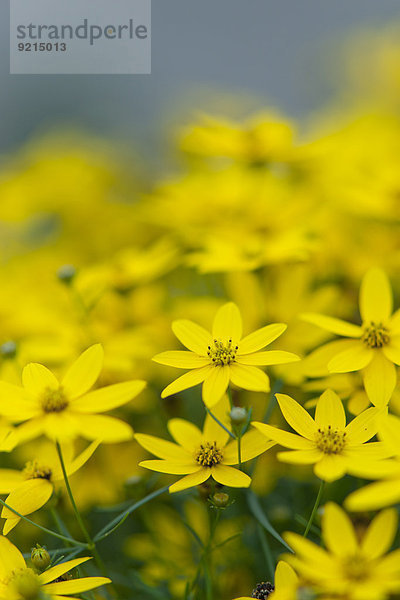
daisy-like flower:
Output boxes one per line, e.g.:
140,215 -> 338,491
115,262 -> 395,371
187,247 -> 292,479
153,302 -> 299,407
345,413 -> 400,511
253,389 -> 389,481
135,397 -> 274,492
234,561 -> 301,600
302,268 -> 400,407
0,344 -> 146,444
0,440 -> 99,534
0,535 -> 110,600
283,503 -> 400,600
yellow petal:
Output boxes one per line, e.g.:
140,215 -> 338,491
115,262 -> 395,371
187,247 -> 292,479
252,422 -> 314,449
71,413 -> 133,443
345,407 -> 381,444
211,464 -> 251,487
301,339 -> 357,378
348,391 -> 370,416
274,561 -> 298,589
212,303 -> 242,344
283,532 -> 333,568
238,323 -> 287,354
161,366 -> 212,398
0,536 -> 26,578
169,469 -> 210,493
328,342 -> 373,373
277,449 -> 322,464
363,352 -> 396,408
135,433 -> 192,461
389,309 -> 400,335
203,394 -> 231,446
378,414 -> 400,454
152,351 -> 209,368
383,340 -> 400,366
1,479 -> 53,519
167,418 -> 202,451
0,470 -> 24,494
237,351 -> 300,366
62,440 -> 101,479
39,558 -> 91,584
171,320 -> 212,354
42,413 -> 80,441
313,454 -> 347,481
61,344 -> 104,399
300,313 -> 362,338
44,577 -> 111,595
323,502 -> 358,556
223,429 -> 275,465
70,380 -> 146,413
202,366 -> 230,407
360,268 -> 392,324
345,479 -> 400,511
22,363 -> 59,396
315,389 -> 346,430
3,518 -> 20,535
139,460 -> 199,474
0,382 -> 39,421
360,509 -> 398,559
229,363 -> 270,393
275,394 -> 316,440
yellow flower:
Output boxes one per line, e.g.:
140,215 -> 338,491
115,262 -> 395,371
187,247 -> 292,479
253,390 -> 389,481
135,397 -> 274,492
153,302 -> 299,407
0,535 -> 110,600
283,503 -> 400,600
234,560 -> 300,600
345,413 -> 400,511
302,268 -> 400,407
0,344 -> 146,443
0,441 -> 99,534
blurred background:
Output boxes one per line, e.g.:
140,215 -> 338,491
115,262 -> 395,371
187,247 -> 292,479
1,0 -> 400,165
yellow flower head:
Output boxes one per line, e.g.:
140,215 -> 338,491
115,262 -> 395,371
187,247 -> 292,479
0,344 -> 146,444
0,535 -> 110,600
0,440 -> 99,534
153,302 -> 299,407
302,268 -> 400,407
253,389 -> 390,481
284,503 -> 400,600
234,560 -> 300,600
135,397 -> 274,492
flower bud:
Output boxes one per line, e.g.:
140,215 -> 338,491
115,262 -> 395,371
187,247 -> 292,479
57,264 -> 76,284
0,341 -> 17,359
31,544 -> 51,571
230,406 -> 247,426
212,492 -> 230,508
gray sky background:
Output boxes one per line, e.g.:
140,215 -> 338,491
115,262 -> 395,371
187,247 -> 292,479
1,0 -> 400,160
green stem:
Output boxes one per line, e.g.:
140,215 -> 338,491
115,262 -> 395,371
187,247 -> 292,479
303,481 -> 325,538
205,406 -> 235,439
0,498 -> 86,547
55,442 -> 111,585
237,429 -> 242,470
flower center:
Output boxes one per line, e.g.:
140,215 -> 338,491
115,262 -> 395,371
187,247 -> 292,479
195,441 -> 223,467
23,460 -> 52,480
342,555 -> 370,582
315,426 -> 346,454
362,321 -> 390,348
6,568 -> 40,600
251,582 -> 275,599
41,387 -> 69,413
207,339 -> 238,366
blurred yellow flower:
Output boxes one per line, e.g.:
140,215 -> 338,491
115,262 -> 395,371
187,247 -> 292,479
302,268 -> 400,407
153,302 -> 299,407
0,344 -> 146,443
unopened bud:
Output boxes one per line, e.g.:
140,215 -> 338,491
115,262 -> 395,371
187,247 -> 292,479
0,341 -> 17,359
212,492 -> 230,508
57,264 -> 76,285
230,406 -> 247,425
31,544 -> 51,571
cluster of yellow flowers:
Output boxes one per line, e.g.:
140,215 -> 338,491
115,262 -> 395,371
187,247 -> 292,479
1,31 -> 400,600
